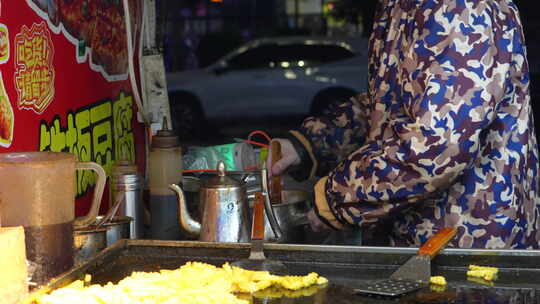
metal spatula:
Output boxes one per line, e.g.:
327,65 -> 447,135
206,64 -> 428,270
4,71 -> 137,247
232,192 -> 288,275
355,227 -> 457,297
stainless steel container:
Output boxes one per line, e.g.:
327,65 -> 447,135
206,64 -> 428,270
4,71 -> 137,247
111,166 -> 144,239
263,191 -> 310,243
100,216 -> 132,246
73,227 -> 107,266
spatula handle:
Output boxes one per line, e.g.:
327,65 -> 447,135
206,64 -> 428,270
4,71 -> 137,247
270,140 -> 283,205
418,227 -> 457,258
251,192 -> 265,241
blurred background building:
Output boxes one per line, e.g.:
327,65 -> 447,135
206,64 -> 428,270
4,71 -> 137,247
157,0 -> 377,72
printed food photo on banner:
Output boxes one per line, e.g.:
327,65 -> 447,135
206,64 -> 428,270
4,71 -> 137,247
0,72 -> 14,147
27,0 -> 142,81
0,23 -> 9,64
90,0 -> 128,76
56,0 -> 98,57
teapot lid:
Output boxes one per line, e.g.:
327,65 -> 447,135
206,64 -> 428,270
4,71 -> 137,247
203,161 -> 243,188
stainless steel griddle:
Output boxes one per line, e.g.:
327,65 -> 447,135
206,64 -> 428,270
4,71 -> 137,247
27,240 -> 540,304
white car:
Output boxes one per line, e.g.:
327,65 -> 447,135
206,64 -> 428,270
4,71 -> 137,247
166,36 -> 369,139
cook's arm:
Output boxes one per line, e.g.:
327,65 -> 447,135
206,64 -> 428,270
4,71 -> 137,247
313,3 -> 514,229
286,93 -> 371,181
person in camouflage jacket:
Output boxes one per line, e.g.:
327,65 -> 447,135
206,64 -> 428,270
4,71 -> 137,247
271,0 -> 540,249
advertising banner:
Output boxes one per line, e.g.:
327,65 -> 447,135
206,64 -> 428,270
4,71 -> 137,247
0,0 -> 146,215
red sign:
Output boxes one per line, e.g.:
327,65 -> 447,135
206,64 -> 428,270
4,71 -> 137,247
0,0 -> 146,215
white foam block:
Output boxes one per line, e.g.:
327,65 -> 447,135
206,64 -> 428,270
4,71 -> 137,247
0,226 -> 29,304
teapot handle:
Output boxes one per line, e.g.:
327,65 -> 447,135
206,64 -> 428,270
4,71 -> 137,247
73,162 -> 107,228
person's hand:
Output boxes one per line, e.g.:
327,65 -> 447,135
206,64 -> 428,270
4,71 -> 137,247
306,208 -> 331,232
266,138 -> 300,176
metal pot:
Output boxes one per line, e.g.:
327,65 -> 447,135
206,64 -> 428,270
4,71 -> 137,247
73,227 -> 107,266
175,165 -> 303,243
169,161 -> 251,242
263,190 -> 310,243
181,173 -> 260,223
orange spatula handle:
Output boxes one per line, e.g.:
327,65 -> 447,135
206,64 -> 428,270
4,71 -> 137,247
251,192 -> 265,241
418,227 -> 457,258
271,140 -> 283,204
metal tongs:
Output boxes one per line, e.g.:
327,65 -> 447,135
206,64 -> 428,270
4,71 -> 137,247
261,161 -> 283,241
94,192 -> 125,229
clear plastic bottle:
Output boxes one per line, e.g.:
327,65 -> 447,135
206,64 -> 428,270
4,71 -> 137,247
148,119 -> 183,240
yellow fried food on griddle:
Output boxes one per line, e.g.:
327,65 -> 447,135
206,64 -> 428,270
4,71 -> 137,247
276,272 -> 321,290
467,269 -> 497,281
468,265 -> 499,274
38,262 -> 247,304
430,284 -> 447,292
35,261 -> 328,304
467,264 -> 498,281
254,283 -> 326,299
467,276 -> 495,286
317,276 -> 329,285
222,263 -> 328,293
223,264 -> 278,293
429,276 -> 447,286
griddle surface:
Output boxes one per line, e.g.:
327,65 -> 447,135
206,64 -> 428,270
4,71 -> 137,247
34,241 -> 540,304
89,253 -> 540,304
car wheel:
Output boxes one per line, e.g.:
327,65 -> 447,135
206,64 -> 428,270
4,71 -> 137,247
169,94 -> 206,140
310,88 -> 357,117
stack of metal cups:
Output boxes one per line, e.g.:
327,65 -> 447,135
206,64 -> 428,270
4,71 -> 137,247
110,159 -> 144,239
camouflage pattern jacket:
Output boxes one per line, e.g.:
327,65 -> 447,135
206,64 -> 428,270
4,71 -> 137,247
288,0 -> 540,248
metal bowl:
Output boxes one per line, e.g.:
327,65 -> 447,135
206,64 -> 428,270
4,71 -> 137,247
263,190 -> 310,243
73,226 -> 107,266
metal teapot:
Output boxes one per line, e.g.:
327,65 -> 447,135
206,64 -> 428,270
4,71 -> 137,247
169,161 -> 250,242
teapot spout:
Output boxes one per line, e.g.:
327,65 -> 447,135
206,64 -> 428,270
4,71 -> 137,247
169,184 -> 201,237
